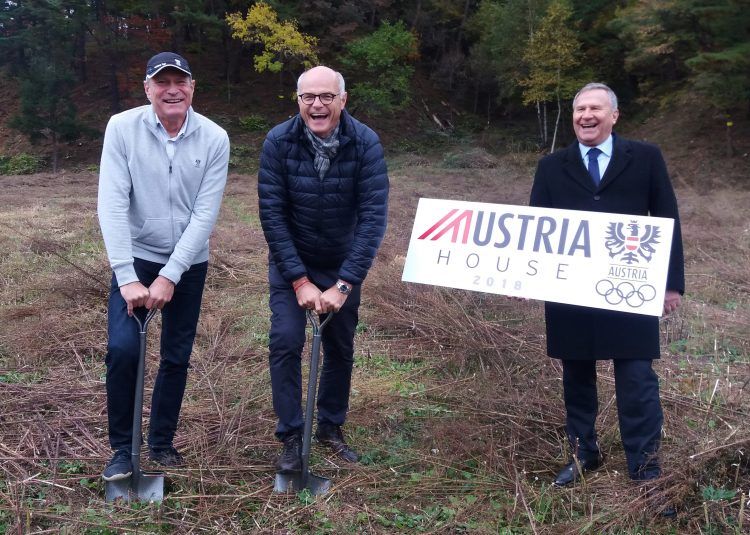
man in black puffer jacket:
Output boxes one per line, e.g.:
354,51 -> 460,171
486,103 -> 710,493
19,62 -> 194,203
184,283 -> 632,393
258,66 -> 389,474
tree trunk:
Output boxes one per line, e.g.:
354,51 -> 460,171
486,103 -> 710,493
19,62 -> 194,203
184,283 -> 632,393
551,93 -> 562,152
536,101 -> 543,146
411,0 -> 422,31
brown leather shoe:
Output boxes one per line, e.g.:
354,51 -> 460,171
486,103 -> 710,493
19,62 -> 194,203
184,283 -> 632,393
315,423 -> 358,463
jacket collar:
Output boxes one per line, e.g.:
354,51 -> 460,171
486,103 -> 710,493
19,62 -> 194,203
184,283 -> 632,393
143,106 -> 200,139
600,133 -> 631,187
562,133 -> 631,191
294,110 -> 353,152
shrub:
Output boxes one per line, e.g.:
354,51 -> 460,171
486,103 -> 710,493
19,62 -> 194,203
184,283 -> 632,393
238,114 -> 270,132
0,153 -> 44,175
341,21 -> 419,113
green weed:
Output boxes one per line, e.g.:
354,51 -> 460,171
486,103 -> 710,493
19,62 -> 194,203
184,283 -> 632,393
702,485 -> 737,501
0,510 -> 8,535
0,370 -> 43,384
58,460 -> 85,474
357,353 -> 422,376
223,197 -> 260,228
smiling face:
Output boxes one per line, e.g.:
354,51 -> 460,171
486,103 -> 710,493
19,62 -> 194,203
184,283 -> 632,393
144,68 -> 195,127
297,66 -> 347,138
572,88 -> 619,147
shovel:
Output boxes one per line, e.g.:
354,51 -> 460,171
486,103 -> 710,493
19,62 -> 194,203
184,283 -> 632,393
105,307 -> 165,503
274,310 -> 333,495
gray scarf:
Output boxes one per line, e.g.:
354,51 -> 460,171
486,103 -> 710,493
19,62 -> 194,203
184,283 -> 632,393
304,124 -> 340,179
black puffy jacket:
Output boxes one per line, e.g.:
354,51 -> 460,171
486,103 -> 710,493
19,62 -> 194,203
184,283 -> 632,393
258,111 -> 389,285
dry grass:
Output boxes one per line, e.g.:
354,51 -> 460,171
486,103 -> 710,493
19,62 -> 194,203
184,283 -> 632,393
0,148 -> 748,534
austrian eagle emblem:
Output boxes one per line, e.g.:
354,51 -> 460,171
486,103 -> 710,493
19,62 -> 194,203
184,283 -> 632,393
604,220 -> 661,264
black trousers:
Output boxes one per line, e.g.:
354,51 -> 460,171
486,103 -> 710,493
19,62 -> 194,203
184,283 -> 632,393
562,359 -> 663,480
267,261 -> 361,440
106,258 -> 207,451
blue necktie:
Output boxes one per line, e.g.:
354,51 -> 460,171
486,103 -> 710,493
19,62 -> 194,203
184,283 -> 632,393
587,147 -> 602,186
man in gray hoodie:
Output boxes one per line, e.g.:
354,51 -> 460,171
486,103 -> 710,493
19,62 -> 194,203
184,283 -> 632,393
97,52 -> 229,481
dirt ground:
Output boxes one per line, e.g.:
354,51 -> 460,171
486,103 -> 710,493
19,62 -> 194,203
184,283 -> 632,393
0,136 -> 748,532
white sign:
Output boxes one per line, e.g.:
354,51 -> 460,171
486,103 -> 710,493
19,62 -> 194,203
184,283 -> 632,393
402,198 -> 675,316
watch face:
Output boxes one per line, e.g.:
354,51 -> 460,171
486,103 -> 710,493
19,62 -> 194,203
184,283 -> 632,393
337,282 -> 351,294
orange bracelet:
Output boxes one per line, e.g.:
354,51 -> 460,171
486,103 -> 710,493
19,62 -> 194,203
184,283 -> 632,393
292,277 -> 309,292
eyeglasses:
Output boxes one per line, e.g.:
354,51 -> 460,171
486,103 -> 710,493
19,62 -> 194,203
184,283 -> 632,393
298,93 -> 339,105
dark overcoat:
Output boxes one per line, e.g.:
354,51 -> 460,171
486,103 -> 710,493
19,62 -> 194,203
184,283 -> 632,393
529,135 -> 685,360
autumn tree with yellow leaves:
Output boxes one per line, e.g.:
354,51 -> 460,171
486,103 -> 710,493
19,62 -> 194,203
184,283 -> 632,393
226,2 -> 318,76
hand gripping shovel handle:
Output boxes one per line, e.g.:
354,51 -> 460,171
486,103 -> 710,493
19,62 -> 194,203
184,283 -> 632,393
130,308 -> 158,487
300,310 -> 333,486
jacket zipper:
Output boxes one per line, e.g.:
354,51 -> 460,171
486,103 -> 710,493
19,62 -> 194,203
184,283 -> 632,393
169,158 -> 174,245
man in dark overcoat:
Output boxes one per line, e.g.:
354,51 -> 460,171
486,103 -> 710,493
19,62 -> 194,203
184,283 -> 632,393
529,83 -> 684,498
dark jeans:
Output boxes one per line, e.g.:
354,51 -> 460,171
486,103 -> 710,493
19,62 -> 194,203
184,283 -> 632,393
562,359 -> 663,479
268,261 -> 361,440
106,258 -> 207,451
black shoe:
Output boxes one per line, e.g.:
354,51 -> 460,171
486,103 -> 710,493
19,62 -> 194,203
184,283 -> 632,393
275,433 -> 302,473
658,504 -> 677,519
553,455 -> 603,486
102,448 -> 132,481
148,446 -> 184,467
315,423 -> 358,463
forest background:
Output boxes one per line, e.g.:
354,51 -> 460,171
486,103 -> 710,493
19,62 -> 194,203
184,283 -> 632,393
0,0 -> 748,534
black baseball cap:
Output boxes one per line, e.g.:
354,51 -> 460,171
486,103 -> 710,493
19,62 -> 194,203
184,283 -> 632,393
145,52 -> 192,79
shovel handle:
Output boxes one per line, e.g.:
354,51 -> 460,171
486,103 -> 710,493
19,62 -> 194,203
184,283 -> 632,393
133,307 -> 159,334
130,307 -> 159,491
305,309 -> 333,335
299,309 -> 335,487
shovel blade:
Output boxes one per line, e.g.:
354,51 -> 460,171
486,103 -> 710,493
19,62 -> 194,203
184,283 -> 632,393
134,472 -> 164,502
104,472 -> 164,503
273,471 -> 331,495
104,477 -> 132,503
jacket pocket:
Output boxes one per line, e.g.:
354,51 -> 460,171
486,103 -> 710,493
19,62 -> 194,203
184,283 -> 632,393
135,218 -> 173,252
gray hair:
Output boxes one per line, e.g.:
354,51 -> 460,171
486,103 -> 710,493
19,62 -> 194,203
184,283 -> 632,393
573,82 -> 618,110
297,68 -> 346,94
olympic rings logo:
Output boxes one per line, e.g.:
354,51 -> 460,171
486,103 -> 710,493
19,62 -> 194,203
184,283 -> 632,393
595,280 -> 656,308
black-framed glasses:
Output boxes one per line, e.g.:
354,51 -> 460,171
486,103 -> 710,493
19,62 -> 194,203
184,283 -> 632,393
298,92 -> 339,105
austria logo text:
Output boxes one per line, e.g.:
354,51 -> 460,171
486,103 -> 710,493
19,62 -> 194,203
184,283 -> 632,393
418,209 -> 591,257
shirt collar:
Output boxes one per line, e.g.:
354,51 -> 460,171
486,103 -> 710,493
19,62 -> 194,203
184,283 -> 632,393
153,109 -> 189,140
579,134 -> 613,160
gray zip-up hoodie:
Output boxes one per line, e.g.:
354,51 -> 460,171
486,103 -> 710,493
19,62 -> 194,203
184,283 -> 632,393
97,105 -> 229,286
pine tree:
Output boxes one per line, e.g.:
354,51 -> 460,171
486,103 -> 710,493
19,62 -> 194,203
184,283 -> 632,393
1,0 -> 92,171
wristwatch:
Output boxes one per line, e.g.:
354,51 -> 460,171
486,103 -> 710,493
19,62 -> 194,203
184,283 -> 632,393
336,280 -> 352,295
